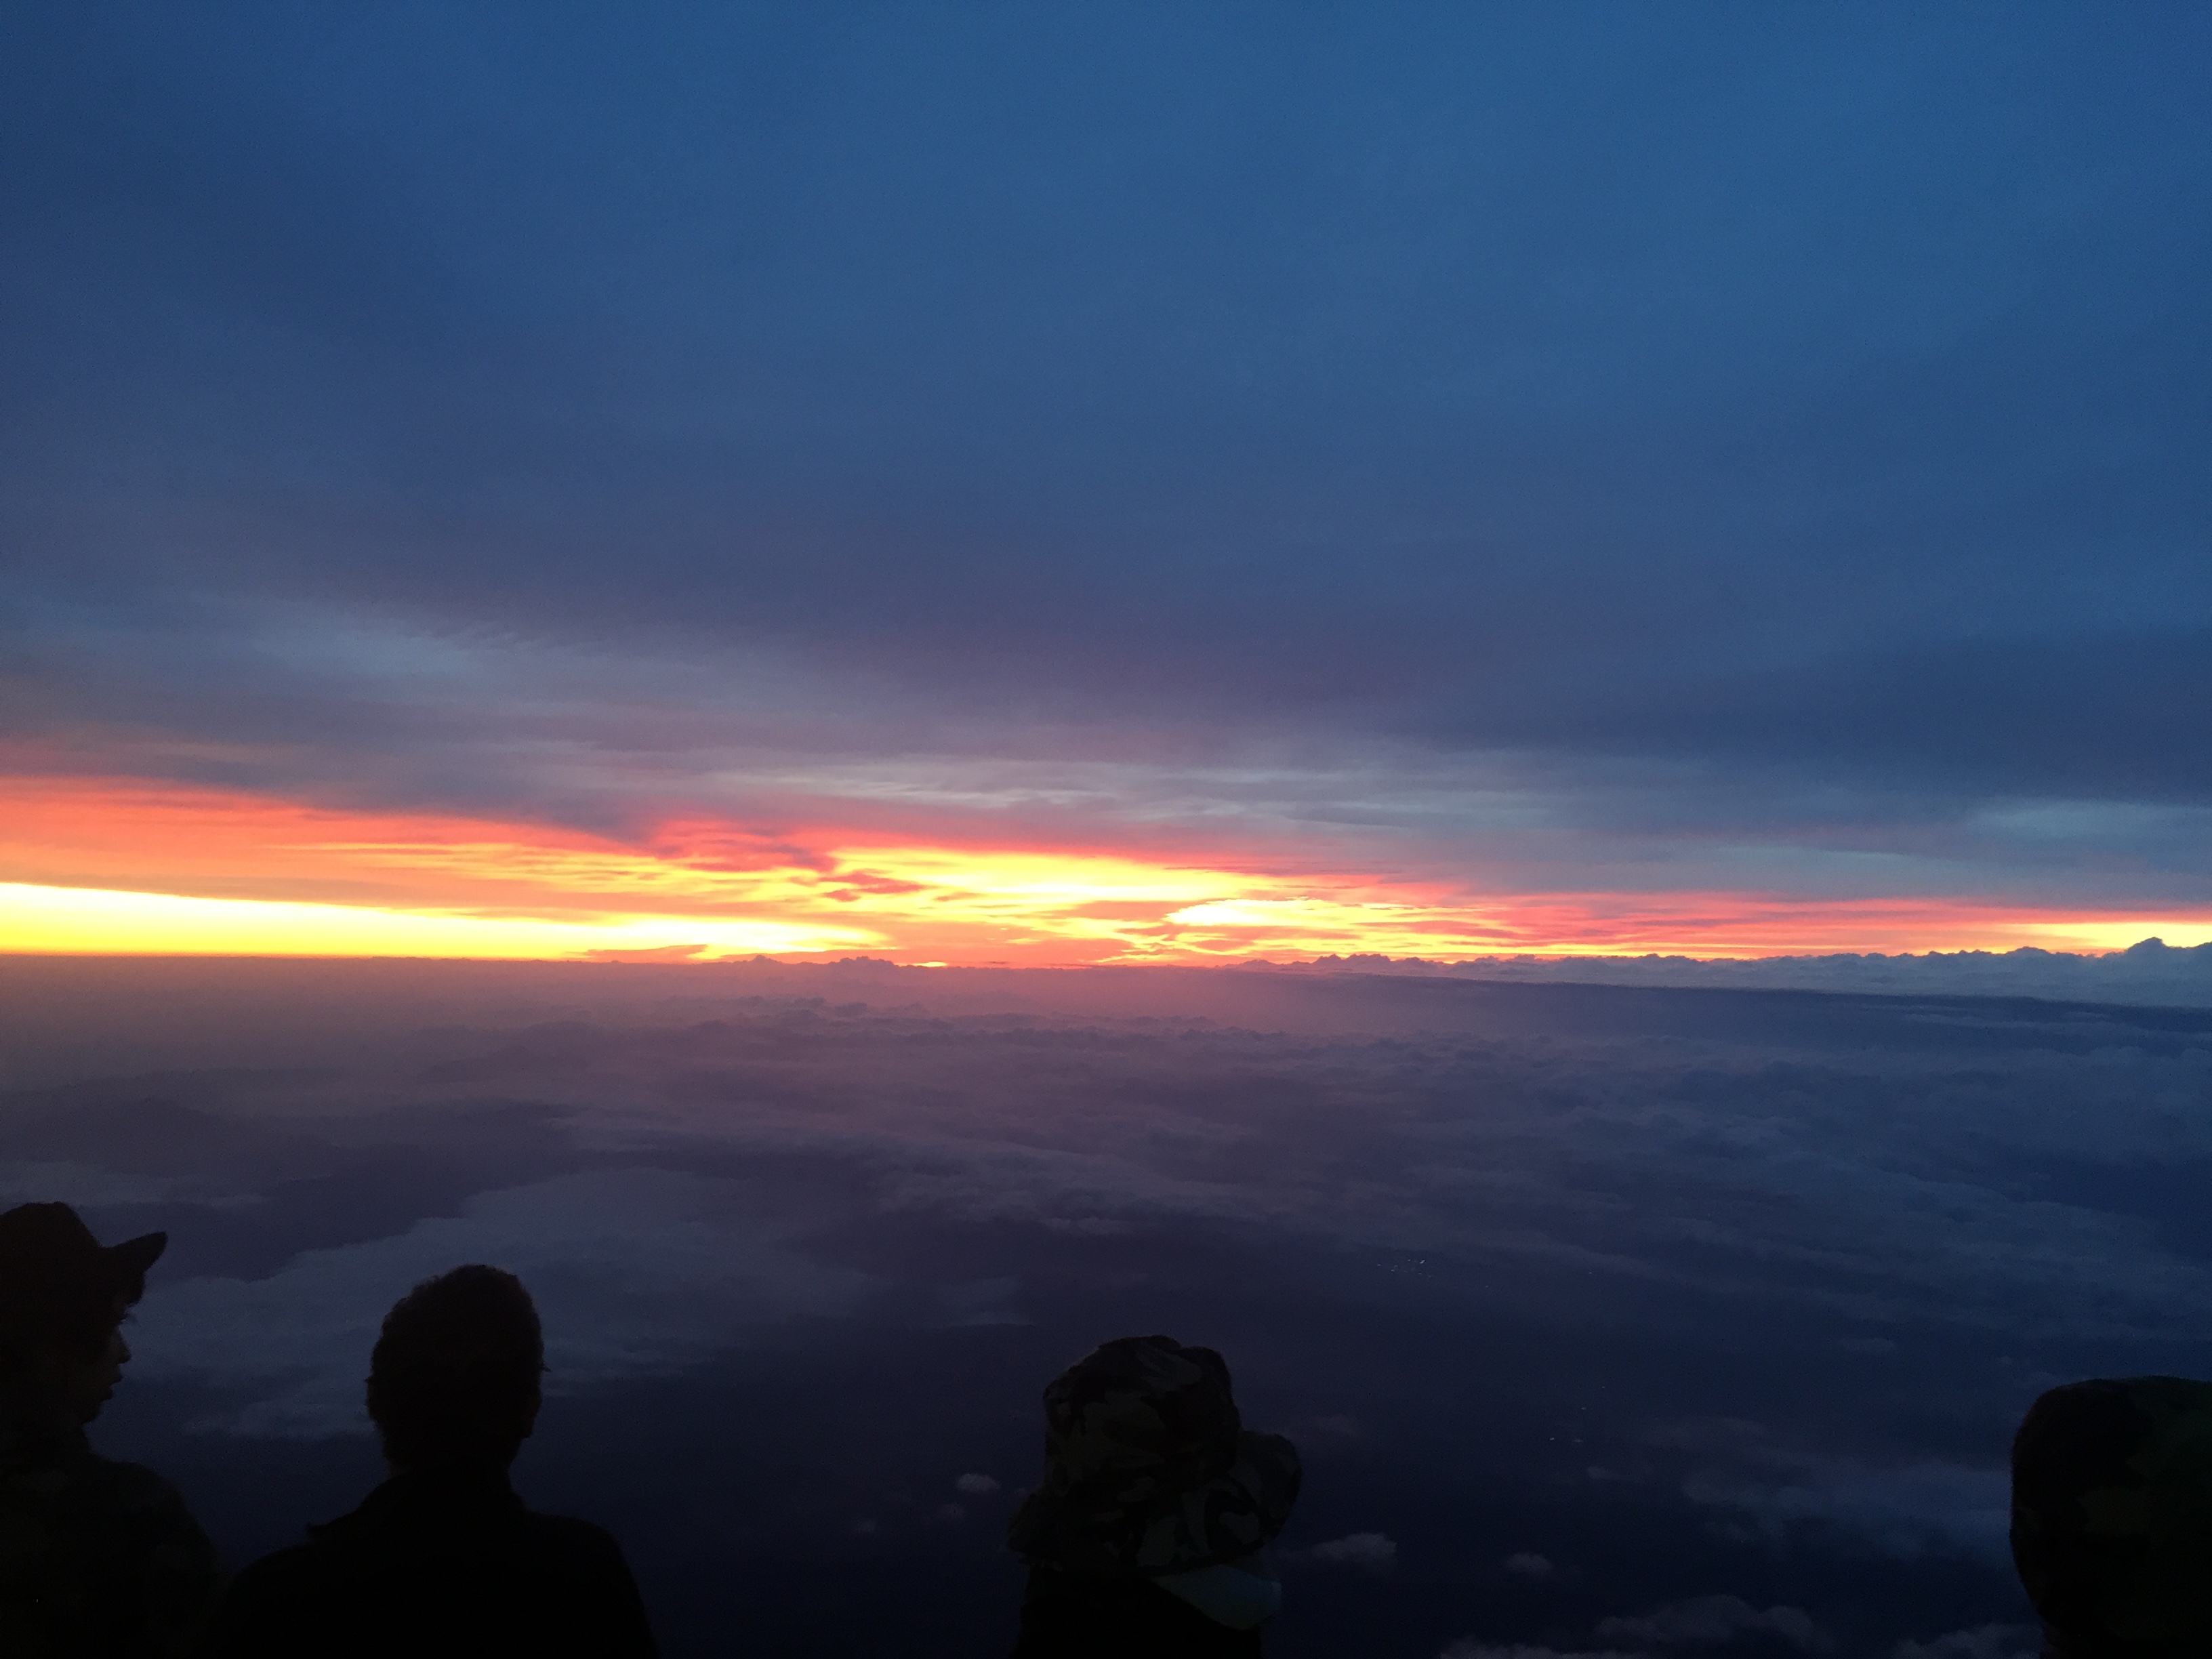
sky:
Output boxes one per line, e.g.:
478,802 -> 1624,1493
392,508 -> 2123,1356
4,3 -> 2211,963
10,954 -> 2210,1656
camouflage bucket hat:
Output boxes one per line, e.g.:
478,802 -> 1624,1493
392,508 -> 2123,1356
2011,1376 -> 2212,1655
1007,1334 -> 1302,1576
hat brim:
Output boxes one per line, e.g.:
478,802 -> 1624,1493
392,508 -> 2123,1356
104,1231 -> 167,1282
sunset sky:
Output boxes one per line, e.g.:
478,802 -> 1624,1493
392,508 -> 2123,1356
4,4 -> 2209,964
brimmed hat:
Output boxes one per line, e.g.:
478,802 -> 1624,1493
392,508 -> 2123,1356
2012,1375 -> 2212,1652
1008,1334 -> 1302,1576
0,1203 -> 166,1309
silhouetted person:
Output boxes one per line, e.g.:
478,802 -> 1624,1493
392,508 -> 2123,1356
2011,1376 -> 2212,1657
0,1201 -> 223,1657
1007,1335 -> 1301,1658
198,1265 -> 653,1659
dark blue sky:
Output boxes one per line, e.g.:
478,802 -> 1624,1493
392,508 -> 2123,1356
3,3 -> 2209,932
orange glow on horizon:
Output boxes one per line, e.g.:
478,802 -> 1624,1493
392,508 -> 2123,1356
3,774 -> 2207,964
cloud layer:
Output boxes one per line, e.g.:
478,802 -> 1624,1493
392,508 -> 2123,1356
133,1168 -> 875,1436
7,958 -> 2208,1652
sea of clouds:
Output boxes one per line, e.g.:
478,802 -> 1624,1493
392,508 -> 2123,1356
1,955 -> 2206,1656
1290,939 -> 2212,1007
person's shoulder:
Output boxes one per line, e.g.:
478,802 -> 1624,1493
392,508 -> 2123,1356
33,1449 -> 192,1519
220,1531 -> 355,1614
230,1536 -> 326,1582
512,1507 -> 652,1645
519,1508 -> 632,1564
1019,1565 -> 1263,1658
197,1536 -> 347,1658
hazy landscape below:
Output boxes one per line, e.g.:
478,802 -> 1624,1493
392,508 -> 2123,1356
3,955 -> 2209,1658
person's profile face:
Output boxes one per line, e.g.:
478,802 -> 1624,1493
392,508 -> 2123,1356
72,1319 -> 131,1422
40,1293 -> 133,1425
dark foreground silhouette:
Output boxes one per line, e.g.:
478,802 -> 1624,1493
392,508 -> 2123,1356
2011,1375 -> 2212,1658
198,1265 -> 654,1659
0,1203 -> 222,1657
1007,1334 -> 1302,1658
14,1194 -> 2212,1658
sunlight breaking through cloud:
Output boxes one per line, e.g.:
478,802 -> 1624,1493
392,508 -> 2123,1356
5,779 -> 2209,966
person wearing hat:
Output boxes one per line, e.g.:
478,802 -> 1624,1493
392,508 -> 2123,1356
1006,1334 -> 1303,1657
0,1200 -> 223,1657
2011,1375 -> 2212,1657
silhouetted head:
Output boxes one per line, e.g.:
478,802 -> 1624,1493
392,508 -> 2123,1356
1007,1333 -> 1301,1574
366,1265 -> 544,1473
1039,1334 -> 1244,1500
0,1202 -> 165,1432
2011,1376 -> 2212,1656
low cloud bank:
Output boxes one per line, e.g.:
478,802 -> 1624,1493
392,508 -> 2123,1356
1595,1595 -> 1834,1650
1445,1594 -> 1842,1659
1293,937 -> 2212,1006
1891,1627 -> 2039,1659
